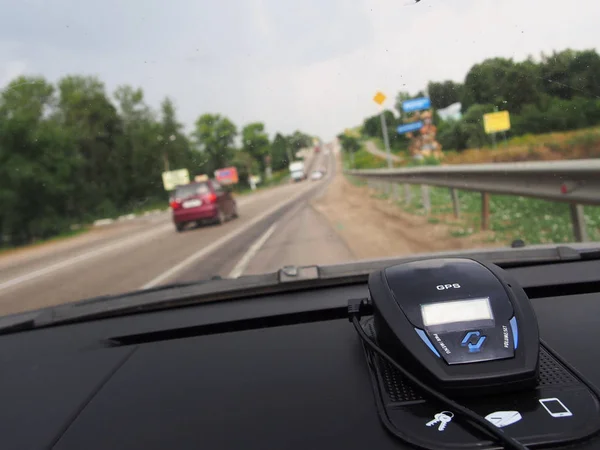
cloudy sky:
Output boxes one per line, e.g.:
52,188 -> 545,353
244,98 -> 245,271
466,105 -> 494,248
1,0 -> 599,140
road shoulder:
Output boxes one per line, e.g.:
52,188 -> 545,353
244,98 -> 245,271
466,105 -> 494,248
312,156 -> 498,260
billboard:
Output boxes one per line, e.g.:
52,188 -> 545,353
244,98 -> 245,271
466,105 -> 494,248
214,166 -> 239,185
483,111 -> 511,134
162,169 -> 190,191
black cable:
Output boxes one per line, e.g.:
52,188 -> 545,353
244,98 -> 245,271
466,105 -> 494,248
350,314 -> 529,450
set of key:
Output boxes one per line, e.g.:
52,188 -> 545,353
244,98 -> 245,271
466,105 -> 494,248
426,411 -> 454,431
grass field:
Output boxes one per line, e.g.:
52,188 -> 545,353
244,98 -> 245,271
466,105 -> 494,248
352,178 -> 600,245
444,127 -> 600,164
360,126 -> 600,167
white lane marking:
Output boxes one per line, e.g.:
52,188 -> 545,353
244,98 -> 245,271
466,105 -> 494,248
0,223 -> 173,294
141,184 -> 315,289
228,224 -> 278,278
227,197 -> 309,279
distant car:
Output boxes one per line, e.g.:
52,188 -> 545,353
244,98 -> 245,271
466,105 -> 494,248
310,170 -> 324,181
170,180 -> 237,232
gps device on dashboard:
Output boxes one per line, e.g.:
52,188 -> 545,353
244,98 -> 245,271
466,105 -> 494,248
368,257 -> 540,395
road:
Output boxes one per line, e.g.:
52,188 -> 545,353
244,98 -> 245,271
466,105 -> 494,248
0,146 -> 354,317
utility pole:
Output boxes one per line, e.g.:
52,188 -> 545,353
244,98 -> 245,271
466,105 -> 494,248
380,111 -> 393,169
372,91 -> 396,198
491,105 -> 499,149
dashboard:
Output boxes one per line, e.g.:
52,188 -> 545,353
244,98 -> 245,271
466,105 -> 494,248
1,258 -> 600,449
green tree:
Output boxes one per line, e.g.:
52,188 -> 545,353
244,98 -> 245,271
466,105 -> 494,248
461,58 -> 517,111
0,77 -> 79,244
460,104 -> 496,149
113,85 -> 161,205
232,150 -> 260,189
192,113 -> 237,175
436,118 -> 468,151
394,91 -> 412,117
271,133 -> 292,171
427,81 -> 462,109
287,131 -> 313,156
57,75 -> 124,214
241,122 -> 270,170
0,72 -> 246,247
337,133 -> 361,168
539,49 -> 600,100
160,97 -> 193,174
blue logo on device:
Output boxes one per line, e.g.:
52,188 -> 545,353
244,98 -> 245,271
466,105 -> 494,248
461,331 -> 486,353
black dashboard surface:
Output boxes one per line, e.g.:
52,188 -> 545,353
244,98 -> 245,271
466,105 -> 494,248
1,260 -> 600,450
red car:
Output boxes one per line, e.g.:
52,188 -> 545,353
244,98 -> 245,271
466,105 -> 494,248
169,180 -> 238,232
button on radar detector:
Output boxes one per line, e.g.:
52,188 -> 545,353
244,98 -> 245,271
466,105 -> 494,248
368,258 -> 540,395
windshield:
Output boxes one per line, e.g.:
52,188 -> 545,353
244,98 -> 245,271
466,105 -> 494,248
1,0 -> 599,317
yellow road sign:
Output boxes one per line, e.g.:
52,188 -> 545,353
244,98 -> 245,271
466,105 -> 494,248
483,111 -> 511,134
162,168 -> 190,191
373,91 -> 386,105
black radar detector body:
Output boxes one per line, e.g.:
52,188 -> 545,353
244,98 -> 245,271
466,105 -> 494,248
369,257 -> 540,395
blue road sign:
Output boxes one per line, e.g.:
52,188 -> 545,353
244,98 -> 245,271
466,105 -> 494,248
397,121 -> 424,134
402,97 -> 431,113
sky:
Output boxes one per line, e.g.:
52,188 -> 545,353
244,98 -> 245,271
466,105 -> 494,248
1,0 -> 599,140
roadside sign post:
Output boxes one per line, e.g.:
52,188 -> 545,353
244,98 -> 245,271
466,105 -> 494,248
373,91 -> 393,169
483,110 -> 511,149
404,184 -> 412,205
450,188 -> 461,218
373,91 -> 399,201
380,113 -> 393,169
161,169 -> 190,191
481,192 -> 491,231
570,203 -> 589,242
422,185 -> 431,215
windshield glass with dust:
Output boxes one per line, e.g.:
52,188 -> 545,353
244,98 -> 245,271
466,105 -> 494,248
0,0 -> 599,318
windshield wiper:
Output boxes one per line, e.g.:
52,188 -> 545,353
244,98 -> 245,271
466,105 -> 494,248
2,243 -> 600,334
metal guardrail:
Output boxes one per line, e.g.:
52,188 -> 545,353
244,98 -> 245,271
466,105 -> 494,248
345,159 -> 600,242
